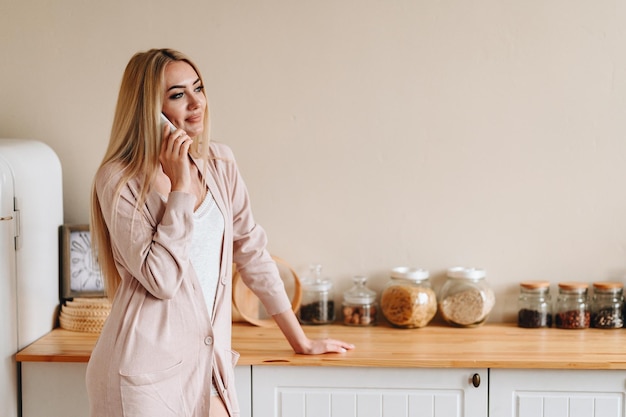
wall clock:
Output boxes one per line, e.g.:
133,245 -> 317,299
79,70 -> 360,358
60,224 -> 105,299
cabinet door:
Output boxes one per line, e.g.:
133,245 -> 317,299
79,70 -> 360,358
252,366 -> 487,417
235,365 -> 252,417
490,369 -> 626,417
22,362 -> 89,417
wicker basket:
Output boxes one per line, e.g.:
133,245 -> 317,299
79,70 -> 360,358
59,297 -> 111,333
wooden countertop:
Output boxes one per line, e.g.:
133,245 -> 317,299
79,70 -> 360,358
16,322 -> 626,370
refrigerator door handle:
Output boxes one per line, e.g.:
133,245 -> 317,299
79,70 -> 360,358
0,216 -> 13,220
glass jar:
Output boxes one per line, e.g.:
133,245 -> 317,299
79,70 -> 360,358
554,282 -> 589,329
591,281 -> 624,329
298,264 -> 335,325
439,267 -> 495,328
517,280 -> 552,328
380,267 -> 437,329
342,275 -> 377,326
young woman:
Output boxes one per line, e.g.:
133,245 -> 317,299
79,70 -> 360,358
86,48 -> 354,417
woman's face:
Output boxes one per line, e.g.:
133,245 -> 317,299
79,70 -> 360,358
162,61 -> 207,138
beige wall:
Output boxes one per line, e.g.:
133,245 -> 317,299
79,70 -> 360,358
3,0 -> 626,322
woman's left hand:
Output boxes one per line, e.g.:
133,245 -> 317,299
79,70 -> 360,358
272,310 -> 355,355
295,337 -> 356,355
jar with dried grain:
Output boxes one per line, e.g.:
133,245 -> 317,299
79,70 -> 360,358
342,275 -> 377,326
439,267 -> 495,328
380,267 -> 437,329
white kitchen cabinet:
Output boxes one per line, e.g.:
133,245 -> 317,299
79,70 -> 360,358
20,363 -> 252,417
489,369 -> 626,417
19,363 -> 626,417
251,366 -> 488,417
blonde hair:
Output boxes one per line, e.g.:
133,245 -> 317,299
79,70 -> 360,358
90,48 -> 210,299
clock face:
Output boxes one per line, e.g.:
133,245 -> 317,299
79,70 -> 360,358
69,230 -> 104,292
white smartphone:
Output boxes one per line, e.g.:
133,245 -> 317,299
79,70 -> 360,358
160,113 -> 177,133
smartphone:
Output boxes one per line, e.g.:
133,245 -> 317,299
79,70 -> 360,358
160,113 -> 177,133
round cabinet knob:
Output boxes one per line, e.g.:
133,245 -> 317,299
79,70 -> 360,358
471,373 -> 481,388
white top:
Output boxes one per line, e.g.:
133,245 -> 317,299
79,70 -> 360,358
190,190 -> 224,319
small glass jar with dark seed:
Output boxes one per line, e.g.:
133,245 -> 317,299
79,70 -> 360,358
517,280 -> 552,328
298,264 -> 335,325
591,281 -> 624,329
555,282 -> 590,329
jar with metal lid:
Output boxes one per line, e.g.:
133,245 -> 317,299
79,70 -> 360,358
298,264 -> 335,325
554,282 -> 589,329
380,267 -> 437,328
517,281 -> 552,328
439,267 -> 495,327
342,275 -> 377,326
591,281 -> 624,329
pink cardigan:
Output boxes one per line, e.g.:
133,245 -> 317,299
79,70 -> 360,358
86,142 -> 292,417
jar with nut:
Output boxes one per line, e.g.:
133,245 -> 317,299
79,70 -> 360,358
342,275 -> 377,326
380,267 -> 437,329
439,267 -> 495,328
298,264 -> 335,325
591,281 -> 624,329
517,280 -> 552,328
554,282 -> 589,329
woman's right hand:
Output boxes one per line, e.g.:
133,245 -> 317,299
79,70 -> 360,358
159,124 -> 194,193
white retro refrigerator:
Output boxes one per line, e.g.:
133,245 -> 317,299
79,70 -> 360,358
0,139 -> 63,417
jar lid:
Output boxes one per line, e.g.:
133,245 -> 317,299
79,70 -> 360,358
447,267 -> 486,280
344,275 -> 376,304
520,280 -> 550,290
302,263 -> 332,291
302,278 -> 333,292
390,267 -> 429,281
593,281 -> 623,290
558,281 -> 588,291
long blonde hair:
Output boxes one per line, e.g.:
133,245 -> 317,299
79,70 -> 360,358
90,48 -> 210,300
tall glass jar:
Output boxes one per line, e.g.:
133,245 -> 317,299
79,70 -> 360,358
439,267 -> 495,328
554,282 -> 589,329
342,275 -> 377,326
591,281 -> 624,329
298,264 -> 335,325
517,281 -> 552,328
380,267 -> 436,329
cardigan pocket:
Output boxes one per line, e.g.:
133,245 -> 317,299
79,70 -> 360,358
214,349 -> 241,414
120,360 -> 187,417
